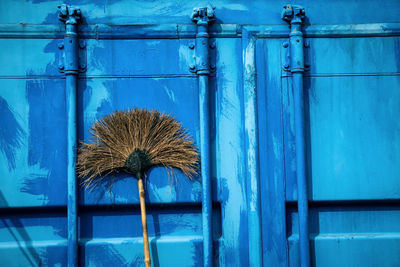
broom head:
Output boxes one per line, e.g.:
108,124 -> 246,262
77,108 -> 199,187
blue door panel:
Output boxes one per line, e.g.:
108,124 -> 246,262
0,39 -> 62,77
0,210 -> 67,266
0,79 -> 67,208
306,37 -> 400,74
306,76 -> 400,201
284,36 -> 400,201
288,205 -> 400,266
256,38 -> 289,266
78,78 -> 201,205
84,39 -> 194,77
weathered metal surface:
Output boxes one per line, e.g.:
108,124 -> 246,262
1,1 -> 400,266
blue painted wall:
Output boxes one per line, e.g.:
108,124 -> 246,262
1,1 -> 400,266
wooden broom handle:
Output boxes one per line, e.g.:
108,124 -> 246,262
138,178 -> 151,267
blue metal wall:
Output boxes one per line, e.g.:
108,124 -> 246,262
0,1 -> 400,266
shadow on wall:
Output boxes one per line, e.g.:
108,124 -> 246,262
0,191 -> 42,266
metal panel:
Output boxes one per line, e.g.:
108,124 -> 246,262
1,1 -> 400,266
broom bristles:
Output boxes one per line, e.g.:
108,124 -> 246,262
77,108 -> 199,187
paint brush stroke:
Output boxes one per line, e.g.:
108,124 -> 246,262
0,96 -> 26,170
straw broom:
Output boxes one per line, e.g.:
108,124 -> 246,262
77,108 -> 199,267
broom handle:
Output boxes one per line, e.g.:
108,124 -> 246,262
138,177 -> 151,267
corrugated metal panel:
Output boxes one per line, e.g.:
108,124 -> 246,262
1,1 -> 399,266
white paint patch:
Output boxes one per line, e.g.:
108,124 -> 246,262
216,38 -> 246,252
164,86 -> 176,103
149,183 -> 176,202
178,43 -> 192,73
87,40 -> 106,76
243,38 -> 259,212
84,80 -> 111,124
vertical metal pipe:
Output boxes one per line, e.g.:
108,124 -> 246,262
282,5 -> 310,267
191,6 -> 215,267
199,74 -> 212,267
242,28 -> 263,266
58,5 -> 81,267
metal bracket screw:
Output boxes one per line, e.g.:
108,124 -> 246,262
283,41 -> 289,48
79,40 -> 86,49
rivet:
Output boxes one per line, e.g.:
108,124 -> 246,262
79,41 -> 86,49
58,64 -> 64,70
189,43 -> 195,49
283,42 -> 289,48
58,43 -> 64,49
284,63 -> 290,69
189,64 -> 196,70
209,42 -> 216,49
210,63 -> 216,69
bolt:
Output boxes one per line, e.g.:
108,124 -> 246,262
283,42 -> 289,48
305,63 -> 310,68
210,63 -> 216,69
284,63 -> 290,69
189,64 -> 196,70
58,64 -> 64,70
58,43 -> 64,49
296,39 -> 300,43
79,41 -> 86,49
189,43 -> 195,49
209,42 -> 216,49
80,63 -> 86,69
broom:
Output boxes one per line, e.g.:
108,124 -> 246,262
77,108 -> 199,267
